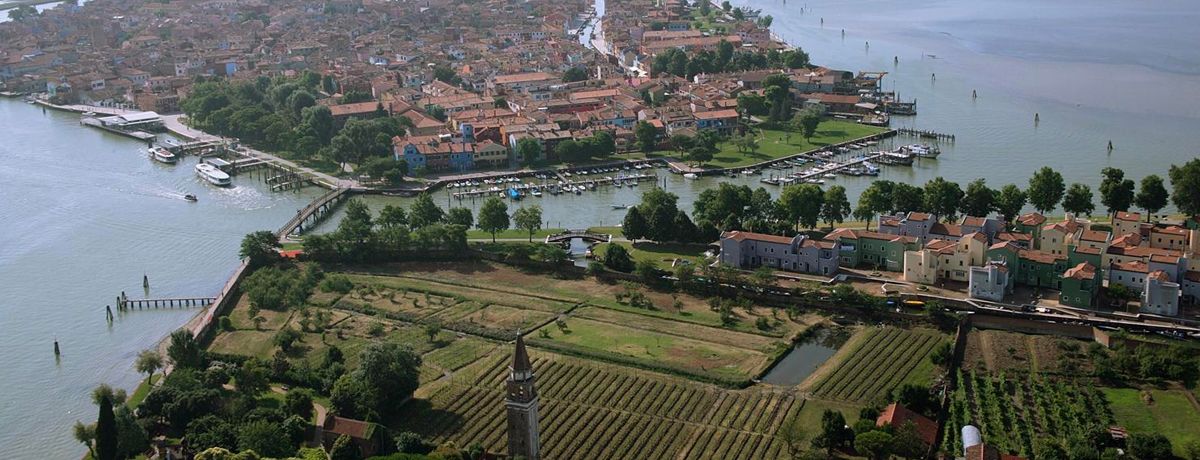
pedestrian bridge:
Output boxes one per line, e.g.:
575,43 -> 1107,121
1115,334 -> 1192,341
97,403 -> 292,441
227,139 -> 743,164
545,230 -> 612,244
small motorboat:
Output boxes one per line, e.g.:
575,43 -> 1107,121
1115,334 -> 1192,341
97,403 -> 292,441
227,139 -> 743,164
611,204 -> 629,210
149,146 -> 177,164
184,194 -> 198,202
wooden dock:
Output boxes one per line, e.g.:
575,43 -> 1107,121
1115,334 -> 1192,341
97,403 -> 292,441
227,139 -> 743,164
897,127 -> 954,141
119,296 -> 215,310
278,187 -> 352,237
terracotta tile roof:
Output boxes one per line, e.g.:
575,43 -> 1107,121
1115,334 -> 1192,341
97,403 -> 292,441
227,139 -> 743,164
1019,249 -> 1066,264
1111,260 -> 1149,273
323,416 -> 377,440
1074,246 -> 1102,255
930,223 -> 963,237
1150,253 -> 1181,264
693,109 -> 739,120
1080,229 -> 1110,243
961,216 -> 987,227
1064,262 -> 1096,280
721,230 -> 794,245
1151,225 -> 1188,237
1018,212 -> 1046,226
824,228 -> 914,243
328,101 -> 380,117
990,241 -> 1022,251
1148,270 -> 1172,282
876,403 -> 938,447
1115,211 -> 1141,222
1111,232 -> 1142,247
493,72 -> 555,85
996,232 -> 1032,243
907,212 -> 931,222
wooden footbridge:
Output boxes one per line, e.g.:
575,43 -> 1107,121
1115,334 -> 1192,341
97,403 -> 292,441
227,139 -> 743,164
545,230 -> 612,244
277,187 -> 353,237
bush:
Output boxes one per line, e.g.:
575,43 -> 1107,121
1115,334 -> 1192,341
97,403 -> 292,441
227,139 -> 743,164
219,316 -> 234,331
320,275 -> 354,293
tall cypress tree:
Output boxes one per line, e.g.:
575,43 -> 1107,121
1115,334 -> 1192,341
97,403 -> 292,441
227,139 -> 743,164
95,395 -> 117,460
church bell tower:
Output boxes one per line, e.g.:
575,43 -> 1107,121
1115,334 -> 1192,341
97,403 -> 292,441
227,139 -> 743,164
505,334 -> 540,460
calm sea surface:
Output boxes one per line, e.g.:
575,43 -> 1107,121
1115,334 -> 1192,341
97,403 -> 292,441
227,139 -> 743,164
2,0 -> 1199,456
0,100 -> 319,458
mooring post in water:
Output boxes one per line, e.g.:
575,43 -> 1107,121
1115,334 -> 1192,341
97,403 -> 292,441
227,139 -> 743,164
54,339 -> 60,356
106,305 -> 113,321
973,90 -> 977,99
1108,140 -> 1113,152
143,274 -> 149,289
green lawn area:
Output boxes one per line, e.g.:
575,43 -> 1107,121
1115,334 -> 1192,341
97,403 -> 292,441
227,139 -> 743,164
533,316 -> 770,380
1103,387 -> 1200,456
705,121 -> 886,169
465,228 -> 564,240
126,374 -> 158,409
592,241 -> 711,270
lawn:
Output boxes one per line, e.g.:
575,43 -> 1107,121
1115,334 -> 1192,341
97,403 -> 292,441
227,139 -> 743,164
591,241 -> 712,270
1103,387 -> 1200,456
532,316 -> 770,381
705,121 -> 886,169
465,228 -> 565,241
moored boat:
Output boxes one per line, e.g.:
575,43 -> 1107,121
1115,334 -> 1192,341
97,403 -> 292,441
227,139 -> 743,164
149,146 -> 177,164
195,163 -> 231,186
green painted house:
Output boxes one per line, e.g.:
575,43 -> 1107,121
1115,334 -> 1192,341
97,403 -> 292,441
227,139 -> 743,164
1067,245 -> 1102,269
1015,212 -> 1046,249
1060,262 -> 1101,308
824,229 -> 920,271
986,242 -> 1068,289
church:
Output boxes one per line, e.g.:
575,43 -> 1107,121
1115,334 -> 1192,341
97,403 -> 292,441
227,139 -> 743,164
506,334 -> 540,460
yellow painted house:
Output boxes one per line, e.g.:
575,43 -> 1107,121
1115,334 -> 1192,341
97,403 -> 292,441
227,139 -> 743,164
903,232 -> 988,284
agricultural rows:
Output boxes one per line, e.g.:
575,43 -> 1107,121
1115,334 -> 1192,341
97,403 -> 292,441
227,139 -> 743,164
812,327 -> 942,402
396,352 -> 813,459
941,370 -> 1115,457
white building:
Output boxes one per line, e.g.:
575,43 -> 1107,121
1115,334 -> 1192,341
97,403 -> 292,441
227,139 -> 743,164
968,261 -> 1010,302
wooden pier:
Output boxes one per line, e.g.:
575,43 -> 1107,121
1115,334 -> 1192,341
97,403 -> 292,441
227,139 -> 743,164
278,187 -> 352,237
451,173 -> 657,200
897,127 -> 955,141
118,296 -> 215,310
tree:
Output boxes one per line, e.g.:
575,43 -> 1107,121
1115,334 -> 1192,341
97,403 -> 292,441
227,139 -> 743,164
1128,433 -> 1173,460
476,197 -> 510,243
167,329 -> 204,370
737,92 -> 767,117
354,341 -> 422,416
780,184 -> 824,230
995,184 -> 1028,224
284,389 -> 314,420
622,206 -> 648,242
74,421 -> 97,458
891,421 -> 926,459
923,177 -> 965,221
1028,166 -> 1066,214
794,108 -> 821,140
855,180 -> 895,229
821,185 -> 851,228
513,205 -> 544,242
891,182 -> 926,213
813,409 -> 852,453
960,178 -> 996,218
603,244 -> 635,272
424,322 -> 442,343
555,139 -> 585,163
378,205 -> 408,229
562,67 -> 589,82
635,121 -> 657,152
236,360 -> 270,398
854,430 -> 894,460
721,0 -> 732,12
1099,167 -> 1136,216
395,432 -> 431,454
447,207 -> 473,228
516,137 -> 542,165
1063,183 -> 1096,217
237,419 -> 293,458
1169,159 -> 1200,216
1135,175 -> 1169,221
95,394 -> 117,460
240,231 -> 281,267
778,417 -> 808,459
330,433 -> 363,460
135,350 -> 163,383
408,193 -> 444,229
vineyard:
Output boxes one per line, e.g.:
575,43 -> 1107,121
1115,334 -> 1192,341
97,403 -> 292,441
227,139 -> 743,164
808,327 -> 946,403
395,351 -> 814,459
942,370 -> 1115,457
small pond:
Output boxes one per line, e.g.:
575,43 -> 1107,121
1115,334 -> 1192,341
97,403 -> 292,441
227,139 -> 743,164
761,326 -> 851,386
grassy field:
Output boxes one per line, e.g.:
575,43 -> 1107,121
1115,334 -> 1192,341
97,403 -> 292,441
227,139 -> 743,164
1103,387 -> 1200,456
591,241 -> 712,270
394,349 -> 844,460
465,228 -> 565,240
806,326 -> 947,403
705,121 -> 886,169
962,329 -> 1094,375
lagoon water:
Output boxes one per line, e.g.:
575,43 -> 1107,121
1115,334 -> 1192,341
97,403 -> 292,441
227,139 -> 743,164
0,100 -> 319,458
2,0 -> 1200,457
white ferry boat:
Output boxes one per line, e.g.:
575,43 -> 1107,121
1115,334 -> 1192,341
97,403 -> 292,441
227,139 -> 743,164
195,163 -> 231,186
148,146 -> 177,164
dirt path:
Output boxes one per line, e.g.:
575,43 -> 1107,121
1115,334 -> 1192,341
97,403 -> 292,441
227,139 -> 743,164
978,331 -> 997,371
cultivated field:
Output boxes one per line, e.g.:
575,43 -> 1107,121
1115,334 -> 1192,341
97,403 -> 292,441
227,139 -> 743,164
943,371 -> 1114,458
394,349 -> 848,460
805,326 -> 947,403
962,329 -> 1094,375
